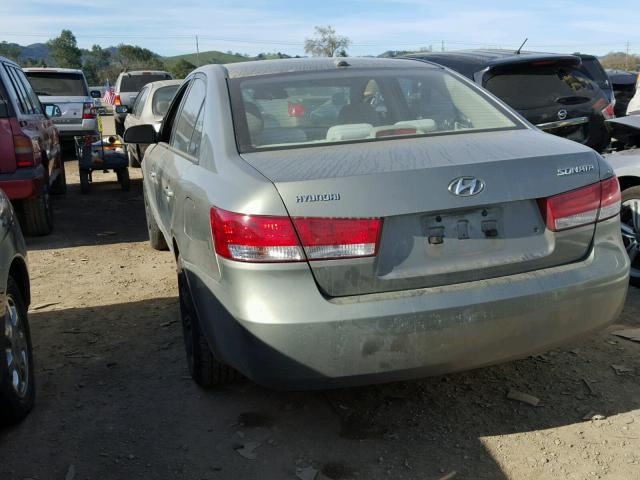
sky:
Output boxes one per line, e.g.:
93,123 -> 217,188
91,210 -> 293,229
2,0 -> 640,58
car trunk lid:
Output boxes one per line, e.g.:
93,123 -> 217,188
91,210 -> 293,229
240,129 -> 602,297
38,96 -> 86,126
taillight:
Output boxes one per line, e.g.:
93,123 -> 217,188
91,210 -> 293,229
114,95 -> 121,105
83,102 -> 96,119
287,102 -> 305,117
293,217 -> 382,259
538,177 -> 621,231
13,135 -> 36,168
602,103 -> 615,120
210,207 -> 383,263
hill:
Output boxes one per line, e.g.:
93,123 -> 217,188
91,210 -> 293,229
162,50 -> 251,66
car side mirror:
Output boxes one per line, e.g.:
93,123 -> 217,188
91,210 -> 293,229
43,104 -> 62,118
115,105 -> 129,114
124,124 -> 157,144
90,90 -> 102,99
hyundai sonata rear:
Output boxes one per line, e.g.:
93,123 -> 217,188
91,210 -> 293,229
136,58 -> 630,389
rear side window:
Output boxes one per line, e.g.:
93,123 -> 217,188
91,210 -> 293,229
170,78 -> 206,157
120,74 -> 171,92
132,86 -> 150,117
580,58 -> 609,89
5,66 -> 37,114
152,85 -> 179,116
25,72 -> 88,97
484,64 -> 599,110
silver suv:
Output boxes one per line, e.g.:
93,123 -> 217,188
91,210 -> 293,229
125,58 -> 630,390
23,68 -> 100,142
113,70 -> 172,137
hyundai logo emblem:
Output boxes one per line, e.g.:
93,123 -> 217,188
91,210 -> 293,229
557,109 -> 568,120
448,176 -> 485,197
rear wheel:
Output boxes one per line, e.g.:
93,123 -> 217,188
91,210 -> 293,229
178,259 -> 240,387
621,186 -> 640,287
79,170 -> 90,194
143,186 -> 168,251
21,185 -> 53,236
0,276 -> 35,426
117,168 -> 130,192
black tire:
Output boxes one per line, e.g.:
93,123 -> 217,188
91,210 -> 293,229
143,186 -> 168,251
79,170 -> 90,194
50,162 -> 67,195
178,260 -> 239,388
21,185 -> 53,236
117,168 -> 130,192
621,186 -> 640,287
0,276 -> 35,426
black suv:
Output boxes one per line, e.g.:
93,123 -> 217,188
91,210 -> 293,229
405,50 -> 614,151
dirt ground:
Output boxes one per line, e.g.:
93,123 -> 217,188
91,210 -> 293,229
1,124 -> 640,480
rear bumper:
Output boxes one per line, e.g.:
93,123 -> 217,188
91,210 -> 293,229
186,218 -> 630,389
0,167 -> 45,200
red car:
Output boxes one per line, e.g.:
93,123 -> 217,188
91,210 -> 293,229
0,56 -> 66,235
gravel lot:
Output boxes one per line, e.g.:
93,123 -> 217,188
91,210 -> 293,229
1,121 -> 640,479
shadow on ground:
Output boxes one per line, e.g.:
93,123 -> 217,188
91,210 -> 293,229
1,295 -> 639,479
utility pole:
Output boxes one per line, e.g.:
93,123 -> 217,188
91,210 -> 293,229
626,41 -> 630,71
196,35 -> 200,67
441,40 -> 444,52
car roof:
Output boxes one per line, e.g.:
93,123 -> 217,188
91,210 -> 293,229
119,70 -> 171,76
0,56 -> 20,68
218,57 -> 439,79
23,67 -> 85,75
405,49 -> 580,77
145,79 -> 183,90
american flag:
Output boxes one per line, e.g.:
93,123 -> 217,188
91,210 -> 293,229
102,80 -> 116,105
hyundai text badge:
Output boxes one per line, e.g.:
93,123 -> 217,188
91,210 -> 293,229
448,177 -> 485,197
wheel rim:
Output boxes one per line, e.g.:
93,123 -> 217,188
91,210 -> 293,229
621,199 -> 640,279
4,297 -> 29,398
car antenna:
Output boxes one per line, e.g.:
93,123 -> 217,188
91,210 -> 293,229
515,38 -> 528,55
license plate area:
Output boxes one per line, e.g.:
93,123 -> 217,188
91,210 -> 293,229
424,207 -> 503,245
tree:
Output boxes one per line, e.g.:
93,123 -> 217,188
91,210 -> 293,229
115,44 -> 165,70
83,45 -> 112,85
0,41 -> 21,62
47,30 -> 82,68
304,26 -> 351,57
169,59 -> 196,79
600,51 -> 640,71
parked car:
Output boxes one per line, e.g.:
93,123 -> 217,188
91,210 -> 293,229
113,70 -> 173,138
606,69 -> 637,117
125,57 -> 629,389
604,115 -> 640,286
0,188 -> 34,425
23,68 -> 100,144
626,73 -> 640,115
0,56 -> 66,235
405,50 -> 614,152
118,79 -> 181,167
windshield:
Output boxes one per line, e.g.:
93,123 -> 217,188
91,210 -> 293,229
152,85 -> 179,117
120,74 -> 172,92
484,63 -> 599,110
25,72 -> 88,97
229,68 -> 519,152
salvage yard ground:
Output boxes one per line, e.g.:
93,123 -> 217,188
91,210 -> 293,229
1,120 -> 640,479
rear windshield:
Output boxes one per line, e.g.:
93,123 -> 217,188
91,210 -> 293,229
152,85 -> 179,116
484,64 -> 599,110
25,72 -> 88,97
229,68 -> 519,152
120,74 -> 171,92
